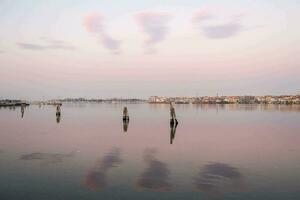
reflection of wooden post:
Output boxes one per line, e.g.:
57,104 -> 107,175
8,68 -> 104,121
123,107 -> 129,121
21,104 -> 25,118
123,120 -> 129,132
56,114 -> 61,123
170,123 -> 178,144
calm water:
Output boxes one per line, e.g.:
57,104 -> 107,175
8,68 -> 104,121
0,103 -> 300,200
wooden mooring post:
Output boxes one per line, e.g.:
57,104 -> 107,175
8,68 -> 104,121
56,105 -> 61,123
170,102 -> 178,126
123,107 -> 129,121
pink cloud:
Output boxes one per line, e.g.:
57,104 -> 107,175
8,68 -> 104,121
17,38 -> 76,51
135,11 -> 171,54
192,9 -> 214,24
82,13 -> 104,33
83,13 -> 121,54
192,9 -> 245,39
202,22 -> 243,39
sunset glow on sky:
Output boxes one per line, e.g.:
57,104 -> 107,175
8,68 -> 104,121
0,0 -> 299,99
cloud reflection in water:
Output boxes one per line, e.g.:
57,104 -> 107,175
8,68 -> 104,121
194,162 -> 245,195
85,148 -> 122,190
136,148 -> 171,191
20,152 -> 75,164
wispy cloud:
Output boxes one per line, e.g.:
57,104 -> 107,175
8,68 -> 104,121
192,9 -> 244,39
135,11 -> 171,54
17,38 -> 76,51
83,13 -> 121,54
202,22 -> 243,39
192,9 -> 214,23
18,43 -> 46,50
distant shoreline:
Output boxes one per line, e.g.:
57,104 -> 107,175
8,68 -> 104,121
148,95 -> 300,104
1,95 -> 300,106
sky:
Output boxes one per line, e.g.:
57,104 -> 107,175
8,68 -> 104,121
0,0 -> 299,100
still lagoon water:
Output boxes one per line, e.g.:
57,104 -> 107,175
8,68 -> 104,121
0,103 -> 300,200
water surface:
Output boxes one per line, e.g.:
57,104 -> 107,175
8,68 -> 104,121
0,103 -> 300,200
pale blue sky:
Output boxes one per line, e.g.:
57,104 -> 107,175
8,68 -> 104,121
0,0 -> 299,99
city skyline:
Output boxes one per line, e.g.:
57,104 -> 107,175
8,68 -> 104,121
0,0 -> 300,100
